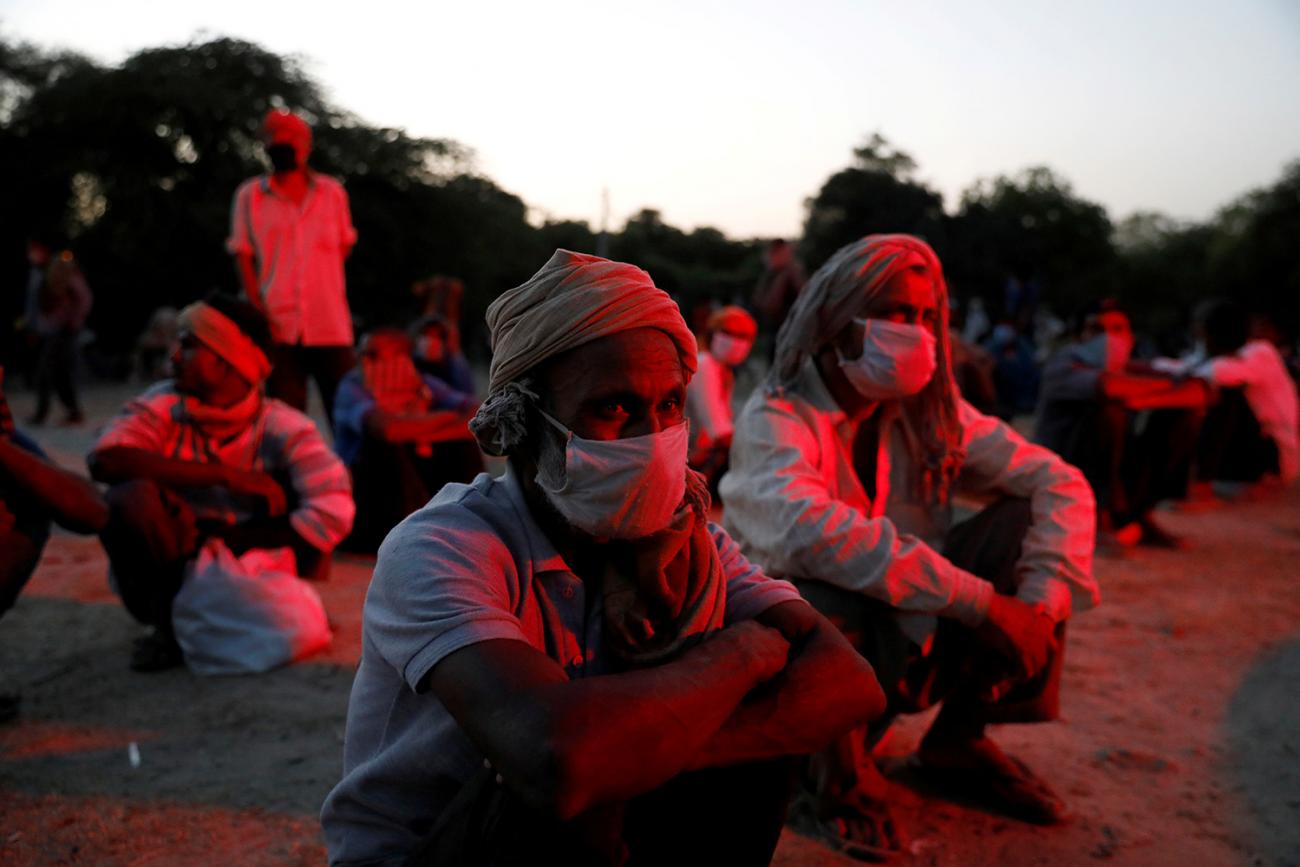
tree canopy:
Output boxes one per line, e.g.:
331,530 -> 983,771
4,36 -> 1298,366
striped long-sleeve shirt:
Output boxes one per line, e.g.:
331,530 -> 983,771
93,382 -> 354,553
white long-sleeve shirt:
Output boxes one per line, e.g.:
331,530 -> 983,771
721,359 -> 1098,644
685,351 -> 735,460
1194,340 -> 1299,482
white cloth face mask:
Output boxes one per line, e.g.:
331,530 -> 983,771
535,410 -> 689,540
837,318 -> 938,400
710,332 -> 753,367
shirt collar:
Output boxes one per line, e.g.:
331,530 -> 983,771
499,463 -> 573,575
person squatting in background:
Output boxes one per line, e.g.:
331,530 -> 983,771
228,109 -> 358,427
722,234 -> 1098,860
88,295 -> 354,671
1036,299 -> 1207,549
331,327 -> 482,553
685,305 -> 756,496
411,314 -> 477,397
321,249 -> 881,867
1179,299 -> 1299,494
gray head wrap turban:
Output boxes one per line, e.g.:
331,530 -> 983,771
772,233 -> 965,503
469,249 -> 698,455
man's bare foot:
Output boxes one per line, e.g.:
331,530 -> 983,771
917,733 -> 1068,825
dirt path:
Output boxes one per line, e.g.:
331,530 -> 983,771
1,384 -> 1297,866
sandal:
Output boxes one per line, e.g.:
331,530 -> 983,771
130,632 -> 184,673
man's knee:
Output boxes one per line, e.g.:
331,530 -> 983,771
104,479 -> 167,530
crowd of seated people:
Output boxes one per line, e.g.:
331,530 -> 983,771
5,227 -> 1297,865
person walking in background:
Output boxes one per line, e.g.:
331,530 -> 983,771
26,243 -> 92,426
685,305 -> 756,495
332,327 -> 482,553
228,108 -> 357,426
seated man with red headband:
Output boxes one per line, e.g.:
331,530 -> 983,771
332,327 -> 483,553
89,294 -> 354,671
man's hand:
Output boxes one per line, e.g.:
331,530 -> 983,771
223,468 -> 289,517
976,595 -> 1056,683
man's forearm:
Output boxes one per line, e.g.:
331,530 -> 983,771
487,624 -> 784,819
234,254 -> 261,307
0,438 -> 108,533
688,603 -> 884,770
367,410 -> 473,445
89,446 -> 230,490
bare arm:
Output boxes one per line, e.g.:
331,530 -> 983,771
687,600 -> 884,770
233,252 -> 262,311
89,446 -> 287,516
363,408 -> 474,445
427,620 -> 790,821
0,438 -> 107,533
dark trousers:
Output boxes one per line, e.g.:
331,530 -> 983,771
1197,387 -> 1280,483
99,481 -> 197,633
1054,401 -> 1200,525
0,496 -> 50,619
409,758 -> 797,867
99,480 -> 327,632
795,499 -> 1066,807
266,344 -> 354,428
32,329 -> 81,419
344,435 -> 484,553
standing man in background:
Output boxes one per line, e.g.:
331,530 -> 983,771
228,108 -> 357,427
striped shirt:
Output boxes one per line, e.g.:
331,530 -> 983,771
93,382 -> 354,552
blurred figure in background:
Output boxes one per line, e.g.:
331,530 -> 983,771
134,306 -> 180,382
333,327 -> 481,553
686,305 -> 756,496
1036,300 -> 1206,549
751,239 -> 806,359
228,108 -> 357,427
26,245 -> 92,426
411,315 -> 476,397
1187,301 -> 1298,493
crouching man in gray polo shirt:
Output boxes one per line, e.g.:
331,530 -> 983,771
321,250 -> 883,866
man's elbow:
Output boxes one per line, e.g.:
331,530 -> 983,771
506,736 -> 594,822
86,450 -> 118,484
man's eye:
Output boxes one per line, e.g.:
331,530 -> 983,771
594,401 -> 628,419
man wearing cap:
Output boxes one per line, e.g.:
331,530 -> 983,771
228,109 -> 358,425
723,235 -> 1098,857
321,250 -> 882,866
686,305 -> 757,494
89,294 -> 354,671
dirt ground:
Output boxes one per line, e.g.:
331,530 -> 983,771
2,382 -> 1297,867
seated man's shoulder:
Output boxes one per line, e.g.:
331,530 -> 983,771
373,473 -> 519,580
122,381 -> 183,416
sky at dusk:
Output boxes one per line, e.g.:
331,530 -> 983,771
4,0 -> 1298,238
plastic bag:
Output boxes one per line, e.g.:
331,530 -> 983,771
171,537 -> 332,675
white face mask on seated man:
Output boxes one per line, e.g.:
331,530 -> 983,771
535,408 -> 690,540
837,318 -> 938,400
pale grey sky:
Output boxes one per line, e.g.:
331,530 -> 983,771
4,0 -> 1298,238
